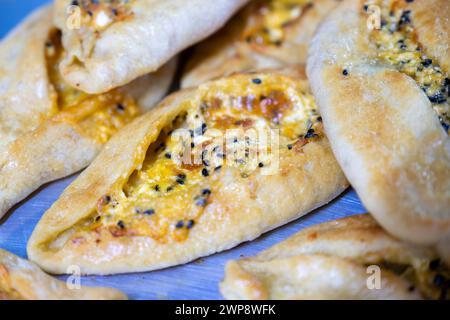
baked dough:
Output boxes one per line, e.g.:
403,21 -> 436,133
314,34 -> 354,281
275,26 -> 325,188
27,68 -> 348,275
0,5 -> 176,219
221,214 -> 450,300
0,248 -> 126,300
307,0 -> 450,246
182,0 -> 340,88
53,0 -> 249,94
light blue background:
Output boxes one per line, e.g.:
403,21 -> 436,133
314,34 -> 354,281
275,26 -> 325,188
0,0 -> 366,299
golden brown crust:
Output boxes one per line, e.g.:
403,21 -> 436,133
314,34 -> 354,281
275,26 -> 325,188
54,0 -> 249,93
27,70 -> 348,275
307,0 -> 450,245
182,0 -> 340,88
221,214 -> 447,300
0,249 -> 126,300
410,0 -> 450,73
0,5 -> 176,219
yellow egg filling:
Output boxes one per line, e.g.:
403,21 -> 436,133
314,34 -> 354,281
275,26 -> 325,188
60,75 -> 322,244
243,0 -> 312,46
366,0 -> 449,132
45,30 -> 140,144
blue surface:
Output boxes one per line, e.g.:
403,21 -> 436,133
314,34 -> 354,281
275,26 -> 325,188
0,1 -> 367,300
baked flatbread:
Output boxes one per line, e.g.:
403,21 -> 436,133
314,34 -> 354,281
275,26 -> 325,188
0,248 -> 126,300
182,0 -> 340,88
221,214 -> 450,300
307,0 -> 450,246
53,0 -> 249,94
0,5 -> 176,219
27,68 -> 348,275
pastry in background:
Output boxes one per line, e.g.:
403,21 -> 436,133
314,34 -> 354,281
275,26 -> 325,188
182,0 -> 340,88
221,214 -> 449,300
0,5 -> 176,219
28,67 -> 348,275
53,0 -> 250,94
0,248 -> 126,300
307,0 -> 450,247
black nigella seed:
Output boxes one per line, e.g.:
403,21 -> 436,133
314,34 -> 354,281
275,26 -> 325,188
305,128 -> 317,139
189,129 -> 194,138
317,116 -> 322,122
116,103 -> 125,111
363,4 -> 368,11
117,220 -> 125,229
287,144 -> 293,150
252,78 -> 262,84
191,142 -> 195,148
175,220 -> 184,229
399,10 -> 411,25
112,8 -> 118,16
214,166 -> 222,171
422,59 -> 433,67
165,153 -> 172,159
202,189 -> 211,196
434,274 -> 446,287
202,168 -> 209,177
405,0 -> 414,2
342,69 -> 349,76
176,178 -> 185,185
196,198 -> 207,207
429,259 -> 441,270
429,92 -> 446,104
104,195 -> 111,203
167,186 -> 174,192
186,220 -> 195,229
144,209 -> 155,215
71,0 -> 79,6
258,162 -> 264,168
154,185 -> 160,192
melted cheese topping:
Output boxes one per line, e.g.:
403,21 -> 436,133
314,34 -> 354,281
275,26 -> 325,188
71,75 -> 322,243
367,0 -> 450,133
242,0 -> 312,46
45,31 -> 140,144
72,0 -> 135,31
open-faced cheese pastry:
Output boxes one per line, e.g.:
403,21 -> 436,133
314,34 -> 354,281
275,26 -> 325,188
307,0 -> 450,246
0,5 -> 176,219
27,67 -> 348,275
53,0 -> 249,94
182,0 -> 340,88
0,248 -> 126,300
221,214 -> 450,300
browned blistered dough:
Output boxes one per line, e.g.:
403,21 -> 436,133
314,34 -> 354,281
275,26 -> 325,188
28,68 -> 348,275
0,5 -> 176,219
182,0 -> 340,88
221,214 -> 449,300
0,249 -> 126,300
307,0 -> 450,247
53,0 -> 249,93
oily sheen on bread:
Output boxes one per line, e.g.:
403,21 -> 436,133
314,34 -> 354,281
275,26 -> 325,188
0,248 -> 126,300
307,0 -> 450,246
221,214 -> 450,300
28,68 -> 348,275
53,0 -> 249,94
0,5 -> 176,220
182,0 -> 340,88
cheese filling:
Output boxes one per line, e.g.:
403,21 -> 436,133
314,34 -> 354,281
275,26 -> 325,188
70,0 -> 135,31
45,30 -> 140,144
59,75 -> 322,244
368,258 -> 449,300
243,0 -> 312,46
367,1 -> 450,133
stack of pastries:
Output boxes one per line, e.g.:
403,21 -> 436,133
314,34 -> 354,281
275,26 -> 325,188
0,0 -> 448,300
